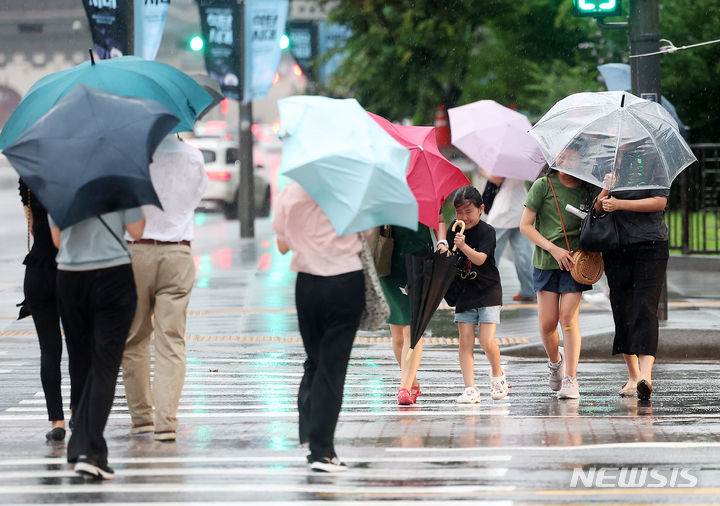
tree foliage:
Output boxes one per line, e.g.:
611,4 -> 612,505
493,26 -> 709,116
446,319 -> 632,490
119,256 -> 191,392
315,0 -> 719,141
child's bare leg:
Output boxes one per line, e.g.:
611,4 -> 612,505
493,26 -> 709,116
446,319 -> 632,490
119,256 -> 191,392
458,323 -> 477,387
477,323 -> 502,377
558,292 -> 582,376
537,291 -> 561,362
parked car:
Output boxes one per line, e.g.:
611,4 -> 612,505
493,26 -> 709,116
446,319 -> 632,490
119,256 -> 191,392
186,136 -> 271,219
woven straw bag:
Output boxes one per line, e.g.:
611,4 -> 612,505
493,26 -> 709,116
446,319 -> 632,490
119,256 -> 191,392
571,250 -> 604,285
547,177 -> 603,286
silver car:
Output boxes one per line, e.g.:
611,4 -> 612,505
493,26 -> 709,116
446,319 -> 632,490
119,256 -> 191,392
186,137 -> 271,219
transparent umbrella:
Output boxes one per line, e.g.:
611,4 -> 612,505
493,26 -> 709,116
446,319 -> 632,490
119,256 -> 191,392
530,91 -> 696,191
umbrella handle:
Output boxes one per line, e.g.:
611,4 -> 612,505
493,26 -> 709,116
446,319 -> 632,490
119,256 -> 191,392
451,220 -> 466,252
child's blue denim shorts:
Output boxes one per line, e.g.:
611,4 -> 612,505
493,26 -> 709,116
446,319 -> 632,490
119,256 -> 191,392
454,305 -> 501,325
533,267 -> 592,293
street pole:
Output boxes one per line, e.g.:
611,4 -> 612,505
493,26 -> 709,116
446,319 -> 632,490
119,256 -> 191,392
238,0 -> 255,238
629,0 -> 667,320
629,0 -> 661,101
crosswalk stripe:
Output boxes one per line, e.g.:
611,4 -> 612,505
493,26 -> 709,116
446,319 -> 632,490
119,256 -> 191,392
0,455 -> 512,466
7,402 -> 511,412
0,483 -> 516,495
0,467 -> 509,480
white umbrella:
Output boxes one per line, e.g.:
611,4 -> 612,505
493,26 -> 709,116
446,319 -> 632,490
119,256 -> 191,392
530,91 -> 696,191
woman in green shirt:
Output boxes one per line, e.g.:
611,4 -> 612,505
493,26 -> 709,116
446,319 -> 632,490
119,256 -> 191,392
520,162 -> 593,401
379,220 -> 446,406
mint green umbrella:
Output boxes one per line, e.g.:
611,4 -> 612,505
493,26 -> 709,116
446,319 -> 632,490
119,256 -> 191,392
278,95 -> 417,235
0,54 -> 212,150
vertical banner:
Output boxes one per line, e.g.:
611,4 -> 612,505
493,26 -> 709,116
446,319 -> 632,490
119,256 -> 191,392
198,0 -> 242,100
286,20 -> 317,79
243,0 -> 289,102
82,0 -> 128,59
134,0 -> 171,61
317,21 -> 351,84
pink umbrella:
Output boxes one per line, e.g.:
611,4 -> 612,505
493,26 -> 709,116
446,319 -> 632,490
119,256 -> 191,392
368,112 -> 469,230
448,100 -> 545,181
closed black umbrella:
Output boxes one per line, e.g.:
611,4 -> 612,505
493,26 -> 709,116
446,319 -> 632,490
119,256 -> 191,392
405,248 -> 457,353
3,84 -> 178,230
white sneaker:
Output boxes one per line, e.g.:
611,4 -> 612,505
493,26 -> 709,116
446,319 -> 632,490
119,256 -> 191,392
558,376 -> 580,399
547,347 -> 565,392
489,374 -> 508,400
457,386 -> 481,404
310,456 -> 348,473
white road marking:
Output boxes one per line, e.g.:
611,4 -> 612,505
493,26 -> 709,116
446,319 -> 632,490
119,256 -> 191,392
1,502 -> 513,506
0,467 -> 509,480
0,454 -> 512,466
3,411 -> 720,422
0,483 -> 516,495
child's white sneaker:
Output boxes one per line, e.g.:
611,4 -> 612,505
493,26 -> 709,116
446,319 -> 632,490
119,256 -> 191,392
558,376 -> 580,399
456,386 -> 481,404
547,347 -> 565,391
490,374 -> 508,400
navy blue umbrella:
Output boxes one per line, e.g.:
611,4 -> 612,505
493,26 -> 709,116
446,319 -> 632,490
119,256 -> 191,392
2,84 -> 178,230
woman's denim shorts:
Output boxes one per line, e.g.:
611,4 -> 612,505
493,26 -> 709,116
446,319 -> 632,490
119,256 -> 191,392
454,305 -> 501,325
533,268 -> 592,294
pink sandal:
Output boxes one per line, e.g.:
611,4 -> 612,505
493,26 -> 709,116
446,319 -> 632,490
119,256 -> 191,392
410,384 -> 421,403
397,388 -> 413,405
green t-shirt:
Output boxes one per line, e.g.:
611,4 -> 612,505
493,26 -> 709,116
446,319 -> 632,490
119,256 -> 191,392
524,174 -> 593,270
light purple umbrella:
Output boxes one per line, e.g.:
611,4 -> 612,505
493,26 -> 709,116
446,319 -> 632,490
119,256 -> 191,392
449,100 -> 546,181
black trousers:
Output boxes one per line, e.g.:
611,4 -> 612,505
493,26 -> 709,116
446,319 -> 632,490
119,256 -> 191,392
296,270 -> 364,460
604,241 -> 668,357
57,264 -> 137,465
24,266 -> 64,421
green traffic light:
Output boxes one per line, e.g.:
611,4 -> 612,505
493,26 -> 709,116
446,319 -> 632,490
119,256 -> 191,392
279,34 -> 290,50
572,0 -> 621,17
189,35 -> 204,52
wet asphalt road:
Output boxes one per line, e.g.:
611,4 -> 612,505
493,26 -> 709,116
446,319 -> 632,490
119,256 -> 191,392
0,180 -> 719,503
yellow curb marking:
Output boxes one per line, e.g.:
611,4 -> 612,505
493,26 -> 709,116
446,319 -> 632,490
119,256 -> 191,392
3,300 -> 719,323
175,335 -> 527,345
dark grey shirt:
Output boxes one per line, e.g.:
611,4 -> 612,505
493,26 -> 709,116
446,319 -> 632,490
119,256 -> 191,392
610,188 -> 670,246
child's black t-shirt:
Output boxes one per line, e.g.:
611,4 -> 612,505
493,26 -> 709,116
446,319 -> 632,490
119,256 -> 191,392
446,219 -> 503,313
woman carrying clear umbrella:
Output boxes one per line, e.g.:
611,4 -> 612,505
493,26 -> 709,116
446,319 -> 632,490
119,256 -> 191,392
594,150 -> 671,400
530,91 -> 697,402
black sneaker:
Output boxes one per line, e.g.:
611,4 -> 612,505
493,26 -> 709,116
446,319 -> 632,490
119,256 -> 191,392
310,456 -> 348,473
45,427 -> 65,442
75,457 -> 115,480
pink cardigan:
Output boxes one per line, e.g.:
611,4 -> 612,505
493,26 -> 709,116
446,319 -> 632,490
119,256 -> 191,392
272,182 -> 362,276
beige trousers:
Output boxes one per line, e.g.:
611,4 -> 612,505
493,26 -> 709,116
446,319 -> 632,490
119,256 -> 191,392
122,243 -> 195,433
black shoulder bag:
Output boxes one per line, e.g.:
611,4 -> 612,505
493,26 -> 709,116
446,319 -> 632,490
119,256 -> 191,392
579,197 -> 619,252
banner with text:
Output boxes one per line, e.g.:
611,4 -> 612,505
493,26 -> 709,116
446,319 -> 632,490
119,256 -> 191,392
243,0 -> 289,102
198,0 -> 242,100
134,0 -> 170,60
286,20 -> 316,79
317,21 -> 351,84
82,0 -> 128,59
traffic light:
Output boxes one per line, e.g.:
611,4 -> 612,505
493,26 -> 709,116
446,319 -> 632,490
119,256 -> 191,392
279,33 -> 290,50
188,35 -> 204,52
572,0 -> 622,17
